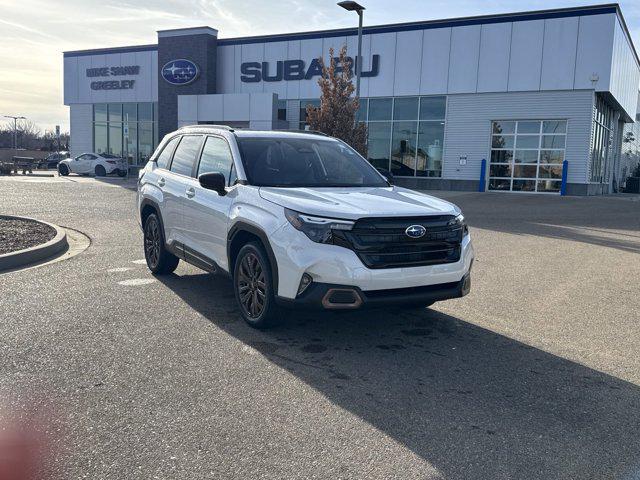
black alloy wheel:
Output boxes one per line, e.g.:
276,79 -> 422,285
143,213 -> 179,274
234,242 -> 279,328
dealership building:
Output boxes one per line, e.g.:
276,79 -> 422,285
63,4 -> 640,194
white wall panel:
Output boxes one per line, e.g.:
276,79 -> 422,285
368,32 -> 396,97
69,104 -> 93,156
240,43 -> 264,94
574,14 -> 614,90
419,28 -> 450,95
609,18 -> 640,120
477,23 -> 511,93
262,41 -> 288,99
298,38 -> 323,99
540,17 -> 579,90
508,20 -> 544,91
447,25 -> 481,94
443,90 -> 594,183
286,40 -> 301,99
394,30 -> 423,96
63,56 -> 77,104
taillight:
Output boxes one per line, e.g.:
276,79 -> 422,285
106,160 -> 116,164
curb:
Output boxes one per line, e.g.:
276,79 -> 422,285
0,216 -> 69,272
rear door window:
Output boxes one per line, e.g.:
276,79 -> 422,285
156,136 -> 180,170
170,135 -> 203,177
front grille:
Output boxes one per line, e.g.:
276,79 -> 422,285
332,215 -> 463,269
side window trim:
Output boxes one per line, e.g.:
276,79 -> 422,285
196,135 -> 235,186
156,135 -> 180,171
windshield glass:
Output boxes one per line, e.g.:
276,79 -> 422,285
237,136 -> 388,188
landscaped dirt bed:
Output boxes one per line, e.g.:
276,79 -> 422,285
0,217 -> 56,255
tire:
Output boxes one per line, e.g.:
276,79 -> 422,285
233,242 -> 280,329
143,213 -> 179,274
117,169 -> 127,177
95,164 -> 106,177
58,164 -> 69,176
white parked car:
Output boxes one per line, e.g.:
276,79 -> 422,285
58,153 -> 128,177
137,126 -> 474,328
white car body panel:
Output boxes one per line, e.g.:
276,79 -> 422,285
60,153 -> 127,175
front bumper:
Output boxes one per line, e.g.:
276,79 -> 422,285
269,221 -> 475,300
276,272 -> 471,310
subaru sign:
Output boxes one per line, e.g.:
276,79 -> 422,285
161,59 -> 199,85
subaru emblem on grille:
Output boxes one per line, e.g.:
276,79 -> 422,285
405,225 -> 426,239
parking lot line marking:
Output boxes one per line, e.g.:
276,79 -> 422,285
117,278 -> 156,286
107,267 -> 131,273
131,259 -> 147,265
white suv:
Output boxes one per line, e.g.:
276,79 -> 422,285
137,126 -> 474,328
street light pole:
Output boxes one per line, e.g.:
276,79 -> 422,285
4,115 -> 26,151
337,1 -> 365,100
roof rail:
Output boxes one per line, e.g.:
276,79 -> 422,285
180,124 -> 236,132
272,129 -> 331,137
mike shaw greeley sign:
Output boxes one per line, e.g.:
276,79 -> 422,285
240,55 -> 380,83
86,65 -> 140,90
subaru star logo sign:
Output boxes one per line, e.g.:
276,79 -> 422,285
161,59 -> 199,85
405,225 -> 426,239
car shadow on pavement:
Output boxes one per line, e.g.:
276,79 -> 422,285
157,271 -> 640,479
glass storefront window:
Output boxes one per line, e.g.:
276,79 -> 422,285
356,98 -> 368,123
92,103 -> 157,165
367,122 -> 391,170
123,103 -> 137,123
391,121 -> 417,176
419,97 -> 446,121
108,103 -> 122,122
94,122 -> 107,154
108,123 -> 122,157
416,121 -> 444,177
94,104 -> 107,122
138,122 -> 154,164
393,97 -> 418,121
138,103 -> 153,121
368,98 -> 392,121
124,123 -> 138,165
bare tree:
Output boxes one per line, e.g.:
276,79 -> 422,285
305,45 -> 367,156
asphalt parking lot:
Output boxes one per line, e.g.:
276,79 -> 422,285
1,174 -> 640,479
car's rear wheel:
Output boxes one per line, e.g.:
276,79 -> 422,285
58,164 -> 69,176
234,242 -> 280,329
143,213 -> 179,274
95,165 -> 106,177
117,169 -> 127,177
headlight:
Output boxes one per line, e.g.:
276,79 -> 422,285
284,208 -> 354,244
448,213 -> 469,236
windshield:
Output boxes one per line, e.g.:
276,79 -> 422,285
237,136 -> 388,188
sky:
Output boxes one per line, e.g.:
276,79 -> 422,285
0,0 -> 638,133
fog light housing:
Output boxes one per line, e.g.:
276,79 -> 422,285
297,273 -> 313,296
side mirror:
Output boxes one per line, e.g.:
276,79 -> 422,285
199,171 -> 226,196
376,168 -> 394,184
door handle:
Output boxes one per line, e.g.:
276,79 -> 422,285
186,187 -> 196,198
158,177 -> 165,187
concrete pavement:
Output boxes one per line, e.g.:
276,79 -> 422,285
1,176 -> 639,479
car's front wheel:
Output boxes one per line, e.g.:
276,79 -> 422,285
234,242 -> 280,329
143,213 -> 179,274
95,164 -> 106,177
58,164 -> 69,176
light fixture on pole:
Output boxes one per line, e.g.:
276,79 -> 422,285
337,1 -> 365,100
4,115 -> 26,151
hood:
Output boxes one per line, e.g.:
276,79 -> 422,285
259,186 -> 458,220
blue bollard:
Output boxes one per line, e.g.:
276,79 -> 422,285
560,160 -> 568,196
479,158 -> 486,192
